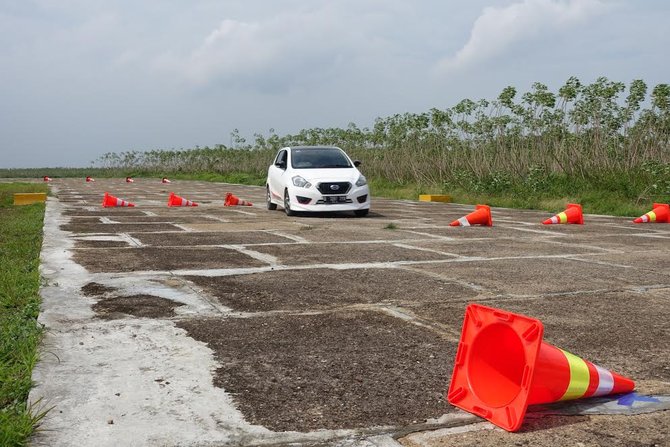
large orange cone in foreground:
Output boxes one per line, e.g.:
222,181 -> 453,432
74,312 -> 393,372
449,204 -> 492,227
168,192 -> 198,207
224,192 -> 253,206
102,192 -> 135,207
633,203 -> 669,223
447,303 -> 635,432
542,203 -> 583,225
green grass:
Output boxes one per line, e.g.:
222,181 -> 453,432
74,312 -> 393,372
0,183 -> 48,446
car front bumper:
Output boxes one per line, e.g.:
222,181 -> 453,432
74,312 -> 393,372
286,185 -> 370,212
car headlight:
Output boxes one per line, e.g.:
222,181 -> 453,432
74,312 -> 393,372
355,175 -> 367,187
292,175 -> 312,188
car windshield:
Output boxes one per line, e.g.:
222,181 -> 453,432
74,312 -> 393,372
291,148 -> 352,169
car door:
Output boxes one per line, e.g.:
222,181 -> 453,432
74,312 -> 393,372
268,148 -> 288,202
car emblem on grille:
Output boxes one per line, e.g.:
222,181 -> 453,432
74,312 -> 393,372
330,184 -> 340,191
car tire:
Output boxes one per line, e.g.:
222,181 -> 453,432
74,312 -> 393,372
266,186 -> 277,210
284,189 -> 296,216
354,209 -> 369,217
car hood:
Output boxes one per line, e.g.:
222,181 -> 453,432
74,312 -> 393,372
296,168 -> 361,183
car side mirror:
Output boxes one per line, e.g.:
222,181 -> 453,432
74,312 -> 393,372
354,160 -> 362,167
276,161 -> 287,170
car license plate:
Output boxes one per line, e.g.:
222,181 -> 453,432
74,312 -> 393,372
323,196 -> 347,204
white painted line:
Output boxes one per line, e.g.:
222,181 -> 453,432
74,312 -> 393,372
220,245 -> 279,266
171,224 -> 194,232
143,210 -> 157,216
99,217 -> 119,224
264,230 -> 309,243
119,232 -> 145,247
392,243 -> 461,257
229,209 -> 257,216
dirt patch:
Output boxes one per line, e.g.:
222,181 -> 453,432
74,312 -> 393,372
185,268 -> 478,312
74,240 -> 129,248
81,282 -> 117,296
72,247 -> 267,272
61,222 -> 183,233
93,294 -> 184,319
177,310 -> 456,431
251,242 -> 454,266
133,231 -> 292,247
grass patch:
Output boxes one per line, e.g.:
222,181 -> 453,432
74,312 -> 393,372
0,183 -> 48,446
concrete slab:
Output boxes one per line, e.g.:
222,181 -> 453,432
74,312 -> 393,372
29,179 -> 670,446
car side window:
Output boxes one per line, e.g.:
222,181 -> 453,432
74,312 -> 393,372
274,150 -> 287,168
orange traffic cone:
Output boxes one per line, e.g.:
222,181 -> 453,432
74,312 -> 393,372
43,176 -> 52,182
167,192 -> 198,207
126,177 -> 134,183
102,192 -> 135,207
447,303 -> 635,432
449,205 -> 492,226
224,192 -> 253,206
633,203 -> 669,223
543,203 -> 583,225
162,177 -> 171,184
86,176 -> 95,182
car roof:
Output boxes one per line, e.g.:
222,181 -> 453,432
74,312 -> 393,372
286,146 -> 342,150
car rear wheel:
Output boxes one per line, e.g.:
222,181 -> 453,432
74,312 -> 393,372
354,209 -> 369,217
266,186 -> 277,210
284,189 -> 295,216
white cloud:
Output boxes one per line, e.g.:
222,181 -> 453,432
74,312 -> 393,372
156,3 -> 396,91
435,0 -> 608,74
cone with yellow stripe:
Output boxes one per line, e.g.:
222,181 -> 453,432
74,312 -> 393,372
633,203 -> 669,224
447,303 -> 635,432
102,192 -> 135,207
542,203 -> 583,225
449,204 -> 492,227
167,192 -> 198,207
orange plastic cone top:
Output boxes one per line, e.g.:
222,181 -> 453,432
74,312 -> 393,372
447,303 -> 635,432
162,177 -> 171,184
86,176 -> 95,182
224,192 -> 253,207
633,203 -> 669,223
449,205 -> 492,227
543,203 -> 583,225
167,192 -> 198,207
43,176 -> 52,182
126,177 -> 134,183
102,192 -> 135,207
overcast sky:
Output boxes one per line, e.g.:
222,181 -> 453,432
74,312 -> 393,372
1,0 -> 668,168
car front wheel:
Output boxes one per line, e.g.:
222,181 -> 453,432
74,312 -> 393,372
267,186 -> 277,210
284,190 -> 295,216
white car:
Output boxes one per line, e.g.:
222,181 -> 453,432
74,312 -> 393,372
266,146 -> 371,217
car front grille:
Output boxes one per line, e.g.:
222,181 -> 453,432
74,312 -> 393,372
317,182 -> 352,195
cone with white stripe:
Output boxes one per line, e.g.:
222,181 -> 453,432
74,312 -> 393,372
542,203 -> 583,225
633,203 -> 669,224
43,176 -> 52,182
167,192 -> 198,207
162,177 -> 171,184
449,204 -> 492,227
447,303 -> 635,432
224,192 -> 253,206
102,192 -> 135,207
86,176 -> 95,182
126,177 -> 134,183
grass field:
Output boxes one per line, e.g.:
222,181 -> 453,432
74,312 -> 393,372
0,183 -> 48,446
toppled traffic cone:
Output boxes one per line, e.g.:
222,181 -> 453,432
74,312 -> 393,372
43,176 -> 52,182
168,192 -> 198,207
543,203 -> 583,225
447,303 -> 635,432
450,204 -> 492,227
126,177 -> 134,183
102,192 -> 135,207
86,176 -> 95,182
633,203 -> 669,223
161,177 -> 171,184
224,192 -> 253,206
